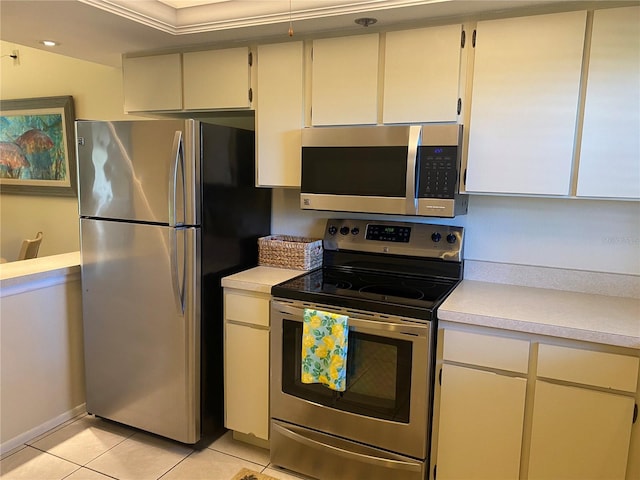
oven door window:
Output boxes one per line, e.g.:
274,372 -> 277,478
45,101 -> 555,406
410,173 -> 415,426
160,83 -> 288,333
281,320 -> 412,423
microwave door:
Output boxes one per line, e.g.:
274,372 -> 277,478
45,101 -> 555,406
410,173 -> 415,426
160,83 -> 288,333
300,126 -> 421,215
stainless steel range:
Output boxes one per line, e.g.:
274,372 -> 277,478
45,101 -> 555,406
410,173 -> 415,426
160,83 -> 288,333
270,218 -> 464,480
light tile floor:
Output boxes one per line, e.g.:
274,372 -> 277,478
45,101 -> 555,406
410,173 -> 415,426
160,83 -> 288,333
0,414 -> 311,480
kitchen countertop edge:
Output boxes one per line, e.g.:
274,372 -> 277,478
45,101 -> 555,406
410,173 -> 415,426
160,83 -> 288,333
438,280 -> 640,350
0,251 -> 81,297
221,266 -> 305,293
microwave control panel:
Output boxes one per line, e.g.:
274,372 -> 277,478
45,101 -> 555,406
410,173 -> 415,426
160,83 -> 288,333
416,146 -> 459,199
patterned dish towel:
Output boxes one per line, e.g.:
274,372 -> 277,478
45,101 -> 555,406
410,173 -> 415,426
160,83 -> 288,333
301,308 -> 349,392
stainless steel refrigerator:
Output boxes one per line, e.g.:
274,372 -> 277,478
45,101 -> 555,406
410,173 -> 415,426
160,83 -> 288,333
76,119 -> 271,444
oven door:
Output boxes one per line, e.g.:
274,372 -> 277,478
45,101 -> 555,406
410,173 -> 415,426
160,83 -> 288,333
270,299 -> 433,460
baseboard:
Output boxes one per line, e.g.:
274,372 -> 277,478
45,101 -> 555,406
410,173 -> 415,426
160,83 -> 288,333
0,403 -> 86,456
232,430 -> 270,450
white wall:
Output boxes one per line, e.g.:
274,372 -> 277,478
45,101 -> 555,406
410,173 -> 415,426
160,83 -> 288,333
272,189 -> 640,276
0,41 -> 138,261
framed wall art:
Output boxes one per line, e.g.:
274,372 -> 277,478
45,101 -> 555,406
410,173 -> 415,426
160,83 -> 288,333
0,95 -> 77,196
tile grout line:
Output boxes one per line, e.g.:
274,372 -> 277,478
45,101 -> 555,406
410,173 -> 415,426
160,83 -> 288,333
204,447 -> 268,470
156,449 -> 198,480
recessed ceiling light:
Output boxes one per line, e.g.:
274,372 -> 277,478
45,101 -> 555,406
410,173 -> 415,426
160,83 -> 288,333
355,17 -> 377,27
40,40 -> 58,47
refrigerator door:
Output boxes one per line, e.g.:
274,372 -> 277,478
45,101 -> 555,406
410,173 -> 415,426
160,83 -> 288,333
76,120 -> 200,226
80,218 -> 201,443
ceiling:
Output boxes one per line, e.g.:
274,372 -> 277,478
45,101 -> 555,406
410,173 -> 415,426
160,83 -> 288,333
0,0 -> 633,67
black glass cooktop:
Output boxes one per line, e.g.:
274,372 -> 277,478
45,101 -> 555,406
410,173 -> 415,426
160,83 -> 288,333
272,267 -> 459,321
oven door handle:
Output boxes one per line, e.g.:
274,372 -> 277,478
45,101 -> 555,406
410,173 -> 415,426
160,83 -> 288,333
272,421 -> 423,473
272,301 -> 429,338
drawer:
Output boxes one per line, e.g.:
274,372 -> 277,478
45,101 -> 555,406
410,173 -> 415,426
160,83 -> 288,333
224,291 -> 270,327
537,343 -> 639,392
443,329 -> 530,373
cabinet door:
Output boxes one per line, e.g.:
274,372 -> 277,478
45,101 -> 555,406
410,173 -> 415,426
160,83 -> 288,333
256,42 -> 304,187
123,54 -> 182,112
383,25 -> 462,124
577,6 -> 640,198
311,34 -> 379,125
435,364 -> 527,480
224,322 -> 270,440
528,380 -> 634,480
183,47 -> 251,110
466,11 -> 586,195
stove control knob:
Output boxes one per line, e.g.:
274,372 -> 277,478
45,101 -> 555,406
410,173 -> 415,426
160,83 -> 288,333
431,232 -> 442,243
351,227 -> 360,235
340,226 -> 350,235
446,233 -> 457,244
328,225 -> 338,235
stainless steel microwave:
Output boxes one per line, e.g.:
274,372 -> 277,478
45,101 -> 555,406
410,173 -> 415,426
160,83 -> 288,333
300,124 -> 467,218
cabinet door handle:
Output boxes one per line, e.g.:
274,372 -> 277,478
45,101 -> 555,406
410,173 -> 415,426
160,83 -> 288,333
634,403 -> 638,424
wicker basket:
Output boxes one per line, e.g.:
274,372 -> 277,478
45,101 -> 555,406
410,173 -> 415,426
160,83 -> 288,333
258,235 -> 323,271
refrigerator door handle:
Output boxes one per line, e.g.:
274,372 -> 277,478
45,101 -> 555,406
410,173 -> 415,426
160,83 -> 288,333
169,131 -> 184,228
171,227 -> 186,315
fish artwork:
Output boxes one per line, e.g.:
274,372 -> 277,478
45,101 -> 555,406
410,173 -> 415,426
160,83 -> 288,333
0,141 -> 30,178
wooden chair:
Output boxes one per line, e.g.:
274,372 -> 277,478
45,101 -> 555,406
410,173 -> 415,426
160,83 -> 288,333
18,231 -> 43,260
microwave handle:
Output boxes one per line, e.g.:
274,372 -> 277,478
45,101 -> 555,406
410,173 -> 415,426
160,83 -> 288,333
405,125 -> 421,215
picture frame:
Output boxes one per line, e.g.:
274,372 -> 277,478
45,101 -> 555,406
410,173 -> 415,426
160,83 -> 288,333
0,95 -> 77,196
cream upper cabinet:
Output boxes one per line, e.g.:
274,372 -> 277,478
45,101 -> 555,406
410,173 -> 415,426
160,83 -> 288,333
311,34 -> 379,126
256,41 -> 304,187
465,11 -> 586,195
383,25 -> 462,124
183,47 -> 252,110
577,6 -> 640,199
123,53 -> 183,112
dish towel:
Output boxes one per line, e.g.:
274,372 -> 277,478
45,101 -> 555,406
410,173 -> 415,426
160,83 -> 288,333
301,308 -> 349,392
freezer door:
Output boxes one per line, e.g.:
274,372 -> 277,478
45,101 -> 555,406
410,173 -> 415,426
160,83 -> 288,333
76,120 -> 200,225
80,218 -> 201,443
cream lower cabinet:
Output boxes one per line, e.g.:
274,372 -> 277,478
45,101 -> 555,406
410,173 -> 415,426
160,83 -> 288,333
432,327 -> 639,480
527,344 -> 639,480
433,329 -> 529,480
223,289 -> 270,440
528,381 -> 635,480
436,364 -> 527,480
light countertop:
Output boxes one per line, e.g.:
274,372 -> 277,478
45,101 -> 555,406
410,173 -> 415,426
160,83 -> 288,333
0,251 -> 81,297
439,280 -> 640,350
221,266 -> 305,294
